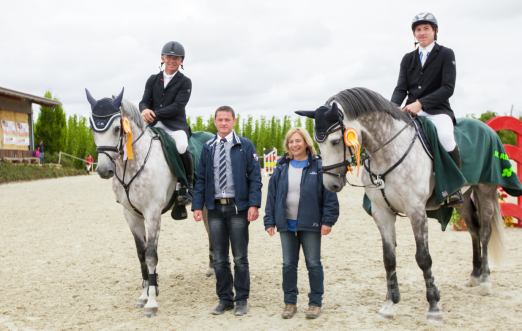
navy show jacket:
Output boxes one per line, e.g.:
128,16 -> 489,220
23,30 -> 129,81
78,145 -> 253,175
192,132 -> 262,211
264,152 -> 339,232
391,43 -> 457,125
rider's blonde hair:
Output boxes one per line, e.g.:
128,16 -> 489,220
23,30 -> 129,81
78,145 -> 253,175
284,127 -> 317,159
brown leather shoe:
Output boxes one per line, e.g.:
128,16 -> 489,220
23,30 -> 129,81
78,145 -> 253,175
306,305 -> 321,319
281,304 -> 297,319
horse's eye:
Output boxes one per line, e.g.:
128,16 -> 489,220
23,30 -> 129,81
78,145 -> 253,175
114,126 -> 121,133
332,139 -> 341,145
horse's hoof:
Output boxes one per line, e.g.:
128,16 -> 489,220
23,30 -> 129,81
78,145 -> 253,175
479,282 -> 494,296
377,311 -> 394,321
142,307 -> 158,317
427,311 -> 444,323
136,299 -> 148,308
205,267 -> 216,277
466,276 -> 480,287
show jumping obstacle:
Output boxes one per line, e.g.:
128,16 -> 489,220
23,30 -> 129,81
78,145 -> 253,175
486,116 -> 522,228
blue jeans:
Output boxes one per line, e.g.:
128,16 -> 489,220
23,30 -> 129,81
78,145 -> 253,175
208,202 -> 250,304
280,231 -> 323,307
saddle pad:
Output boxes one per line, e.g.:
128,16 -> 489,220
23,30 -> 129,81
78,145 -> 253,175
363,117 -> 522,230
150,128 -> 214,219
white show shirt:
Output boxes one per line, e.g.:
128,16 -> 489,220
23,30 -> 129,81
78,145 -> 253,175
163,70 -> 177,88
419,41 -> 435,67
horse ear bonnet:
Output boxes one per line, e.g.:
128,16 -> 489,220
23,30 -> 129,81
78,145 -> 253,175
296,103 -> 343,143
86,88 -> 124,132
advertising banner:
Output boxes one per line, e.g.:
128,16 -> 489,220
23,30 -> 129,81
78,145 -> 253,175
16,122 -> 29,146
1,120 -> 17,145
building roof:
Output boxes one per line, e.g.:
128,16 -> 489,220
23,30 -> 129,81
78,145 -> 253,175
0,86 -> 62,107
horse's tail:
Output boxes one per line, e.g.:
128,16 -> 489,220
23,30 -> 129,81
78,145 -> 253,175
487,199 -> 509,266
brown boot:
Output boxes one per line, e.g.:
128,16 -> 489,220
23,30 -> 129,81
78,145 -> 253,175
281,304 -> 297,319
306,305 -> 321,319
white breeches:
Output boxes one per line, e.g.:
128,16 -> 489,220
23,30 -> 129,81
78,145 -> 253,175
154,121 -> 189,154
417,110 -> 457,152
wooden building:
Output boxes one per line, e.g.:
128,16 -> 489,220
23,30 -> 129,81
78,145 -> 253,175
0,87 -> 62,159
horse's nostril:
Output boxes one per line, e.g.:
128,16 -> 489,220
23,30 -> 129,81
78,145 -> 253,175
108,170 -> 114,177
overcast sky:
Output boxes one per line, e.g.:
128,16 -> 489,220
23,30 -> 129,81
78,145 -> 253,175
1,0 -> 521,121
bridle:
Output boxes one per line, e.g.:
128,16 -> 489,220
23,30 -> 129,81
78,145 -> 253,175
93,111 -> 158,215
319,112 -> 420,216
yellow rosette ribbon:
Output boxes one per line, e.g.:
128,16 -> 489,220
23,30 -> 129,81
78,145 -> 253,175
122,117 -> 133,160
344,128 -> 360,177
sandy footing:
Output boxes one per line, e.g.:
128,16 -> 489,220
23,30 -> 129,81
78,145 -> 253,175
0,174 -> 521,330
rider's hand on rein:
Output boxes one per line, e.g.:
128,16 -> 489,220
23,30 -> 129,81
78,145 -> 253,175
142,108 -> 156,123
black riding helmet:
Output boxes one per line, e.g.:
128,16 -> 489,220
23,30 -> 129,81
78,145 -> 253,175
161,41 -> 185,61
412,12 -> 438,31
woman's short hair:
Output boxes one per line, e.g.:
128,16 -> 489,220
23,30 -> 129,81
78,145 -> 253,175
284,127 -> 317,159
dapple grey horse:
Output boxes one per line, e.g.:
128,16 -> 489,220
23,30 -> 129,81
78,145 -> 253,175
86,89 -> 214,317
298,87 -> 508,323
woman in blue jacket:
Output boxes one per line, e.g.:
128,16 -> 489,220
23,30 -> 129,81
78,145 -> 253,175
264,127 -> 339,320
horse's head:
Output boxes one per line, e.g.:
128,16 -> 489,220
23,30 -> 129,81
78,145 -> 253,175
296,101 -> 362,193
85,87 -> 124,179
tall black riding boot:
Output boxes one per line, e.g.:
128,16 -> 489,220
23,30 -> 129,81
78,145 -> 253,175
446,145 -> 464,208
178,148 -> 194,205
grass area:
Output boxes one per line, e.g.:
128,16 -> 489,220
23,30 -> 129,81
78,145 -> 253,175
0,161 -> 87,184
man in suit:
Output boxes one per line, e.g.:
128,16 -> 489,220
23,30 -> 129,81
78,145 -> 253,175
192,106 -> 262,316
391,12 -> 463,207
139,41 -> 194,205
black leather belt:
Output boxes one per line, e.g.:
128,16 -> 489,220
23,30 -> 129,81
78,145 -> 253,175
216,198 -> 235,205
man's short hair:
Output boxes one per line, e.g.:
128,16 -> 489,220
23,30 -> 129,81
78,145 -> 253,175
215,106 -> 235,119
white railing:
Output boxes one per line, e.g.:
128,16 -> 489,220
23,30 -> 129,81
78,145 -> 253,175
58,151 -> 97,166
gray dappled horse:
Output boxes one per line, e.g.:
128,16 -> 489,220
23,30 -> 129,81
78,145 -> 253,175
297,87 -> 508,323
86,88 -> 214,317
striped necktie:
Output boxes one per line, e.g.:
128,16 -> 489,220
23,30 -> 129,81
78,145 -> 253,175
219,138 -> 227,190
420,51 -> 430,66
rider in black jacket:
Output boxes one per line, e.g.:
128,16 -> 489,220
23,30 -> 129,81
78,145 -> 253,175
391,12 -> 463,207
139,41 -> 194,205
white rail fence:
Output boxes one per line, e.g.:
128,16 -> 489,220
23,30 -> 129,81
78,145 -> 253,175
58,151 -> 97,168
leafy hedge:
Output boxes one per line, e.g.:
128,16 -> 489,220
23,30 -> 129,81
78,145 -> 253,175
0,161 -> 86,184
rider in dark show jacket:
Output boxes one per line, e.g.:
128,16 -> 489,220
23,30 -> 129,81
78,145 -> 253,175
391,12 -> 463,207
139,41 -> 194,205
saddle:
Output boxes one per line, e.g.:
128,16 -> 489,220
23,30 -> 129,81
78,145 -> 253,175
151,128 -> 214,220
363,117 -> 522,230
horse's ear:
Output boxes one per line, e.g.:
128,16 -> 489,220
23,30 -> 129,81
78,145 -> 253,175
85,88 -> 97,110
111,87 -> 124,110
295,110 -> 316,119
325,102 -> 339,121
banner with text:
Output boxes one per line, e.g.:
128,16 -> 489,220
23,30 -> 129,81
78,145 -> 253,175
16,122 -> 29,146
1,120 -> 17,145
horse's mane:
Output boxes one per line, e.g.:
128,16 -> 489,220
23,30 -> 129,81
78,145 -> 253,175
328,87 -> 410,122
121,97 -> 147,131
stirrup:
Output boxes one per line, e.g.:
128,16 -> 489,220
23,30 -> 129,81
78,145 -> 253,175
177,186 -> 193,206
445,190 -> 464,208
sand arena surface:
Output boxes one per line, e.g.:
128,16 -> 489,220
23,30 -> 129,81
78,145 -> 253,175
1,174 -> 522,330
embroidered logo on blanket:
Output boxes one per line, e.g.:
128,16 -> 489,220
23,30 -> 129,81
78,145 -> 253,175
253,153 -> 258,161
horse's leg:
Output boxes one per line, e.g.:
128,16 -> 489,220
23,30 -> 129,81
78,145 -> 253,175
202,207 -> 215,277
372,205 -> 400,320
142,210 -> 161,317
123,209 -> 149,308
474,185 -> 498,296
456,188 -> 481,287
407,205 -> 443,323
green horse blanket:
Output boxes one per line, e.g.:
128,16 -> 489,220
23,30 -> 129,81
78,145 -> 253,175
363,117 -> 522,230
151,128 -> 214,220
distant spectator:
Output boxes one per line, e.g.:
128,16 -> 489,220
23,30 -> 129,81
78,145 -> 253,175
35,146 -> 41,163
37,140 -> 44,164
86,154 -> 94,175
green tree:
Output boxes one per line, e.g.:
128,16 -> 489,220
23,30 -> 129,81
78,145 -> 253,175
305,117 -> 320,152
243,115 -> 253,141
471,111 -> 517,146
234,114 -> 241,135
65,115 -> 97,169
206,115 -> 218,134
34,91 -> 67,154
